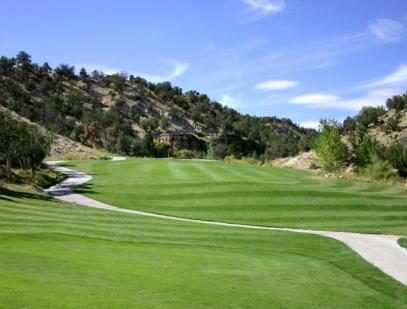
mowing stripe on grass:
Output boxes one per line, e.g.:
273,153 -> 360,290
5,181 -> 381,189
191,161 -> 225,181
44,161 -> 407,287
2,182 -> 407,307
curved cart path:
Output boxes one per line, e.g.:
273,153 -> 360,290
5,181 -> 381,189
44,160 -> 407,286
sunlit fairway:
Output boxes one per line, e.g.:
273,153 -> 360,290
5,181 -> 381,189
71,158 -> 407,236
1,185 -> 407,308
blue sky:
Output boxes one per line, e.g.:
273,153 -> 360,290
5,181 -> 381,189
1,0 -> 407,128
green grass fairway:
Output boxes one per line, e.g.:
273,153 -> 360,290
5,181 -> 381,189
400,238 -> 407,249
71,158 -> 407,236
1,187 -> 407,308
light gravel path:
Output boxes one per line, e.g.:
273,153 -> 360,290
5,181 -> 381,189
44,160 -> 407,286
110,156 -> 127,161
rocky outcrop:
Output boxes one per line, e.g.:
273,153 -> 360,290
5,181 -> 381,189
272,151 -> 317,170
368,109 -> 407,146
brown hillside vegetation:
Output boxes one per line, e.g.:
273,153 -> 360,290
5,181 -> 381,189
0,52 -> 317,159
368,109 -> 407,146
0,106 -> 104,160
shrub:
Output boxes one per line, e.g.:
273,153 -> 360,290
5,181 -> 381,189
174,149 -> 194,159
174,149 -> 205,159
140,117 -> 159,132
117,134 -> 132,155
383,112 -> 401,133
354,106 -> 386,132
362,156 -> 396,180
54,64 -> 75,80
351,135 -> 384,169
207,140 -> 216,160
309,162 -> 320,170
213,143 -> 230,159
153,141 -> 172,157
386,94 -> 406,111
385,142 -> 407,177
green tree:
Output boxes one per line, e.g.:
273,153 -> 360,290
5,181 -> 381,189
385,142 -> 407,177
0,111 -> 51,181
25,127 -> 52,182
207,140 -> 216,160
0,111 -> 22,179
386,94 -> 406,111
160,117 -> 169,130
342,116 -> 357,133
140,118 -> 159,132
316,119 -> 348,172
40,62 -> 52,74
91,70 -> 104,80
55,64 -> 75,79
191,109 -> 201,124
354,106 -> 386,132
0,56 -> 16,76
383,111 -> 401,133
362,155 -> 396,180
169,106 -> 178,117
142,132 -> 154,157
351,135 -> 384,169
15,51 -> 32,70
117,134 -> 131,155
79,67 -> 89,80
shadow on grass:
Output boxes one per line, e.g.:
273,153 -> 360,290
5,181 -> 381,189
55,164 -> 107,177
74,183 -> 99,195
0,187 -> 53,202
58,162 -> 75,168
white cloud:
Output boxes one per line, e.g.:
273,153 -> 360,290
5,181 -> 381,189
289,93 -> 340,105
334,89 -> 396,110
367,18 -> 404,42
360,64 -> 407,88
206,41 -> 216,52
169,61 -> 189,78
76,59 -> 189,83
75,63 -> 122,75
219,94 -> 243,109
289,89 -> 395,111
213,83 -> 246,95
260,51 -> 287,61
255,80 -> 298,91
241,0 -> 285,21
243,0 -> 285,14
299,120 -> 320,130
143,60 -> 189,82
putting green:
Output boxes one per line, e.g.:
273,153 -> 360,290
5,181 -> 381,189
71,158 -> 407,236
1,187 -> 407,308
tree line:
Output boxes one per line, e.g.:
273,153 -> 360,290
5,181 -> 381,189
316,93 -> 407,180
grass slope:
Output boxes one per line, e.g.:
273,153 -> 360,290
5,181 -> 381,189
399,238 -> 407,250
1,187 -> 407,308
71,158 -> 407,236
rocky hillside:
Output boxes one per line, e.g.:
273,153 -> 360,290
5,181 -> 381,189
0,51 -> 317,159
367,108 -> 407,146
272,151 -> 317,170
0,106 -> 105,159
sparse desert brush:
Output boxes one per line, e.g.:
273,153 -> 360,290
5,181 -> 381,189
46,151 -> 104,161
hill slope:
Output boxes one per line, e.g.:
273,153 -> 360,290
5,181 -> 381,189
367,109 -> 407,146
0,51 -> 317,159
0,106 -> 105,160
